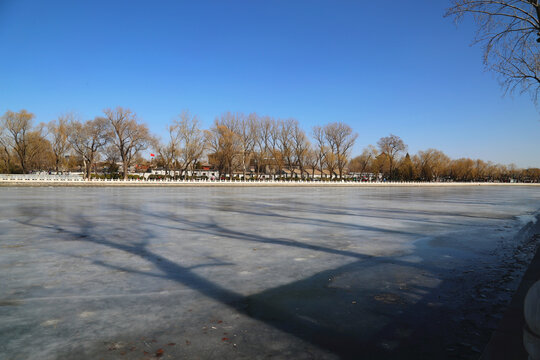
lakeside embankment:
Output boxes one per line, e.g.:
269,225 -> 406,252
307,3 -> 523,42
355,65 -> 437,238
481,214 -> 540,359
1,179 -> 540,187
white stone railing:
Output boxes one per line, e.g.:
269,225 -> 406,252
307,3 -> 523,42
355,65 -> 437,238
0,174 -> 85,181
0,174 -> 538,186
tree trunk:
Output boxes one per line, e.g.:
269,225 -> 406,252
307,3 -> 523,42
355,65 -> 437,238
242,155 -> 246,180
82,158 -> 88,180
2,147 -> 12,173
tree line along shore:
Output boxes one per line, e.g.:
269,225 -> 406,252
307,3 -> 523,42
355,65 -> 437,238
1,108 -> 539,183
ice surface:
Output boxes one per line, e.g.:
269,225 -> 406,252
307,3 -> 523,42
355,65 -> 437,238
1,186 -> 540,359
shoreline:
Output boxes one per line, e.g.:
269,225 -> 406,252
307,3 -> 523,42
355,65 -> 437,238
480,214 -> 540,359
1,180 -> 540,187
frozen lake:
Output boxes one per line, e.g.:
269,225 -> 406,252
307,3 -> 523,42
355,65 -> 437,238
1,186 -> 540,359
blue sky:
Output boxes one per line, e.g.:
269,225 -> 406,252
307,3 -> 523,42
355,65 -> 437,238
1,0 -> 539,167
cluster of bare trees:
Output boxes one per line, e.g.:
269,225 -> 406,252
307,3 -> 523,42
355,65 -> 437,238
0,108 -> 151,179
152,110 -> 205,178
349,134 -> 540,182
197,112 -> 357,179
0,108 -> 360,180
2,108 -> 539,182
0,110 -> 52,174
151,111 -> 357,180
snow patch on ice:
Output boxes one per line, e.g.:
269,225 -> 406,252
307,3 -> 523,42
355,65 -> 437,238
41,319 -> 60,327
79,311 -> 95,318
516,214 -> 538,225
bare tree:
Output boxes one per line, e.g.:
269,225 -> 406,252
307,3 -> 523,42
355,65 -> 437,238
304,147 -> 319,180
174,110 -> 206,179
278,119 -> 296,178
104,107 -> 151,180
416,148 -> 450,181
252,116 -> 272,179
323,149 -> 338,180
349,145 -> 378,175
377,134 -> 407,180
268,119 -> 286,179
472,159 -> 489,180
446,1 -> 540,100
0,119 -> 14,173
312,126 -> 329,178
48,114 -> 72,172
27,130 -> 54,172
205,115 -> 241,178
323,122 -> 358,179
102,144 -> 120,175
0,110 -> 40,173
151,124 -> 178,176
449,157 -> 475,181
68,117 -> 108,180
290,120 -> 310,178
234,113 -> 257,179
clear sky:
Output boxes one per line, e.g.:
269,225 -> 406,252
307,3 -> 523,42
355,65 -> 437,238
1,0 -> 539,167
